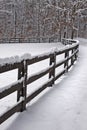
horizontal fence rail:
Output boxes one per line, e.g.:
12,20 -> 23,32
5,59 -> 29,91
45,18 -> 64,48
0,37 -> 60,43
0,39 -> 79,124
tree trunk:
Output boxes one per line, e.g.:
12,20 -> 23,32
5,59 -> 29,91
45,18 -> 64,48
71,29 -> 74,39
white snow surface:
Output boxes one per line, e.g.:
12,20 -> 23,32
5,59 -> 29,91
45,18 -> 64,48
0,42 -> 63,58
1,39 -> 87,130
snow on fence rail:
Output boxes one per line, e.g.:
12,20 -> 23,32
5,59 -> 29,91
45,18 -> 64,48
0,40 -> 79,124
61,38 -> 79,45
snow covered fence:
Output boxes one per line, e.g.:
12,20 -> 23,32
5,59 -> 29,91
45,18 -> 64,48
61,38 -> 79,45
0,41 -> 79,124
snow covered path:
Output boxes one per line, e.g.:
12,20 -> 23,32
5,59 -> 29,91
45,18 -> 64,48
1,41 -> 87,130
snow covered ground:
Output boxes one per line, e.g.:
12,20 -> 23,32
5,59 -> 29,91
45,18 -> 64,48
0,39 -> 87,130
0,42 -> 64,58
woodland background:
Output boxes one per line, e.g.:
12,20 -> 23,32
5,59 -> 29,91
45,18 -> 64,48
0,0 -> 87,42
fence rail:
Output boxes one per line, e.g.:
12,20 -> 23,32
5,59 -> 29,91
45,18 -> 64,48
0,37 -> 60,43
0,39 -> 79,124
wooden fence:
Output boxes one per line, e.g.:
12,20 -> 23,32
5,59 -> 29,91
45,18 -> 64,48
0,37 -> 59,43
62,38 -> 78,45
0,40 -> 79,124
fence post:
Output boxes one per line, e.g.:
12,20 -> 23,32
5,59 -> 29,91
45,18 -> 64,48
49,52 -> 56,86
73,47 -> 77,63
22,60 -> 27,111
17,62 -> 23,102
75,46 -> 78,60
17,60 -> 27,112
64,51 -> 69,71
71,49 -> 74,65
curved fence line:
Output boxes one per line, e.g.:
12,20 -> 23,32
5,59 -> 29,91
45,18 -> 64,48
0,39 -> 79,124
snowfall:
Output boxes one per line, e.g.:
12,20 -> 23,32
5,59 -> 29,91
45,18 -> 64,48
0,38 -> 87,130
